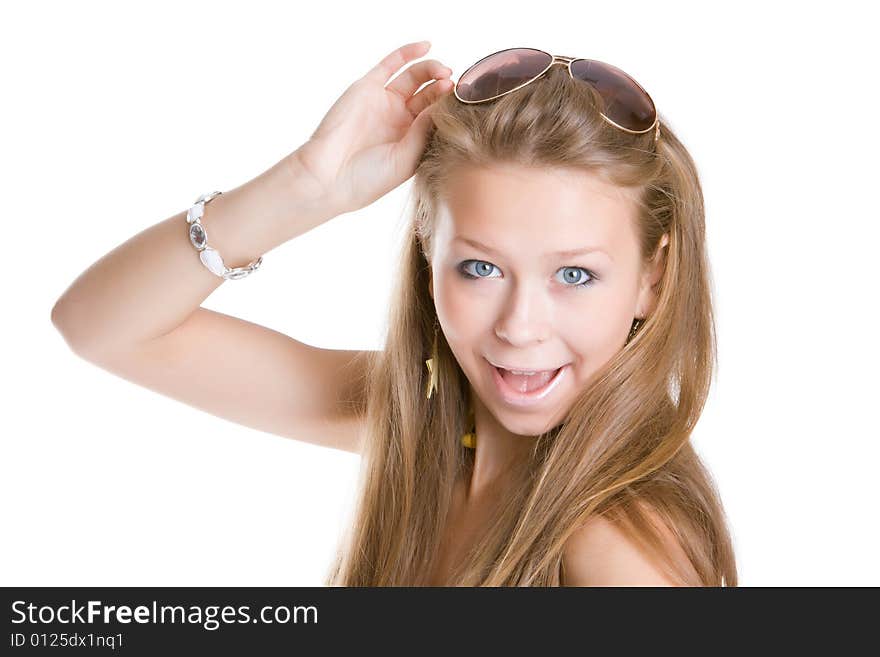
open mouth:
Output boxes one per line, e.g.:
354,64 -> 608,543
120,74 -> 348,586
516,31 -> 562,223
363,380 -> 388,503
487,359 -> 568,406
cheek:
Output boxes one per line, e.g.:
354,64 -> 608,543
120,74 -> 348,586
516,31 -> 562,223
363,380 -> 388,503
564,288 -> 638,370
432,275 -> 489,342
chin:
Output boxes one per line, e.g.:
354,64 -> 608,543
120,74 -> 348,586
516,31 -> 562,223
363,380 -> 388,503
485,401 -> 570,438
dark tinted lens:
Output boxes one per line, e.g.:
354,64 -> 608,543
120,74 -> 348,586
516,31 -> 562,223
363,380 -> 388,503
569,59 -> 656,132
456,48 -> 553,102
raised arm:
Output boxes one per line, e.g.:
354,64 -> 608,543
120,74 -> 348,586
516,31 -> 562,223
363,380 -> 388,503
50,40 -> 454,454
50,153 -> 329,357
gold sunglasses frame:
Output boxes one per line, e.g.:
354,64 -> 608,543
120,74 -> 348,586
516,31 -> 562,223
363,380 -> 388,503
453,48 -> 661,145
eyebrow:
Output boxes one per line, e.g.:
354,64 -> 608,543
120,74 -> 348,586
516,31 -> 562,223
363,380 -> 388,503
453,236 -> 612,260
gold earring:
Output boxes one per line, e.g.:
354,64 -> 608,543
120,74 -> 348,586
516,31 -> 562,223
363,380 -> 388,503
626,317 -> 644,344
424,328 -> 477,448
461,404 -> 477,449
425,328 -> 439,399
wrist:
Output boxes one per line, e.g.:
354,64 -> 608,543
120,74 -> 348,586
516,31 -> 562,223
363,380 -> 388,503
283,148 -> 344,221
196,156 -> 333,269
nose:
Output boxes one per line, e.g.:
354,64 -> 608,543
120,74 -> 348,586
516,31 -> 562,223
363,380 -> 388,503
493,281 -> 552,346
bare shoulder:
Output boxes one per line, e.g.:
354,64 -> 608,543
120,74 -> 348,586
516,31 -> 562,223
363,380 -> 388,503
561,505 -> 701,587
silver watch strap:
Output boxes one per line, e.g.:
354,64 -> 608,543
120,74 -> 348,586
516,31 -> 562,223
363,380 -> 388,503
186,191 -> 263,280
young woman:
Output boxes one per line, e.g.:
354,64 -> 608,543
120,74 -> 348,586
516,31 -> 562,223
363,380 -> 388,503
51,41 -> 736,586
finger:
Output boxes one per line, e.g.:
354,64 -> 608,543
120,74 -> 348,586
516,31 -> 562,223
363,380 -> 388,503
405,78 -> 454,117
385,59 -> 452,100
392,102 -> 438,178
364,40 -> 432,86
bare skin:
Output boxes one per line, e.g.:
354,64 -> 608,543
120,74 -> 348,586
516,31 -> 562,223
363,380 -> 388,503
427,470 -> 501,586
428,165 -> 668,506
423,166 -> 667,583
50,41 -> 454,455
49,41 -> 481,584
51,41 -> 676,585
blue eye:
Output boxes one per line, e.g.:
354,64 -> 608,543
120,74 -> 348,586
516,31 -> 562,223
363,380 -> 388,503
459,260 -> 500,279
556,266 -> 595,287
457,260 -> 597,288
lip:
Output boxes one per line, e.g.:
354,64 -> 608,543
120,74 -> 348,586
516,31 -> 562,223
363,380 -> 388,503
486,358 -> 568,407
485,358 -> 563,373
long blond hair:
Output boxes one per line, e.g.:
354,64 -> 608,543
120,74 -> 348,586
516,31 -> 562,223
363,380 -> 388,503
325,64 -> 736,586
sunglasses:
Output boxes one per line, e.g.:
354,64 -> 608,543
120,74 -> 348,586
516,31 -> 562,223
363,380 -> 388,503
453,47 -> 660,144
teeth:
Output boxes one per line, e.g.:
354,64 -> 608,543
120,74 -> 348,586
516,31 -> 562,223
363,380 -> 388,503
501,368 -> 555,375
491,360 -> 562,376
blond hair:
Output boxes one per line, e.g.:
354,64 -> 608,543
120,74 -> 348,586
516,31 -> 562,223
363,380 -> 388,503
325,65 -> 736,586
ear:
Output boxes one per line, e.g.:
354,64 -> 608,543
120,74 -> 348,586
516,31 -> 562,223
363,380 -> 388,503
635,233 -> 669,318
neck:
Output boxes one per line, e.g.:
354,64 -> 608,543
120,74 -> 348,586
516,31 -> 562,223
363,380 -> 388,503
463,396 -> 537,504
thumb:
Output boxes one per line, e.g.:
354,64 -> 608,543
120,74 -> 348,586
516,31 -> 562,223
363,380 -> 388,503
393,103 -> 437,175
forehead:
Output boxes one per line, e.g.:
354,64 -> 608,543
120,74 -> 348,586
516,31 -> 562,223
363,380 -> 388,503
435,164 -> 639,254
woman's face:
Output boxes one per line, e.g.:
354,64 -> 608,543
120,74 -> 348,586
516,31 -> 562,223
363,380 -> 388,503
429,163 -> 666,437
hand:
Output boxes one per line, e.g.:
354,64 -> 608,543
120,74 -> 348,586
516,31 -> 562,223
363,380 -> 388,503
290,40 -> 453,216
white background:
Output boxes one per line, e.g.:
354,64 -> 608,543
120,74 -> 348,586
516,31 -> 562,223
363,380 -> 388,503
2,0 -> 877,586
